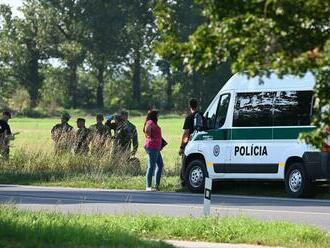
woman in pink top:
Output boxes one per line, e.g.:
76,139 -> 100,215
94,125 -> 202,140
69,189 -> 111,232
143,110 -> 164,191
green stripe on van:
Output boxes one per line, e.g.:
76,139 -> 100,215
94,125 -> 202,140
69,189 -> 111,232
231,128 -> 272,140
194,127 -> 315,141
273,127 -> 315,139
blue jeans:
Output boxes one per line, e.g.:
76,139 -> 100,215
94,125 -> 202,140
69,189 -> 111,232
145,148 -> 164,188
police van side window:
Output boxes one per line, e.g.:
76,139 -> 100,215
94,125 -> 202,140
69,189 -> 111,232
273,91 -> 313,126
233,92 -> 275,127
205,96 -> 220,129
215,94 -> 230,129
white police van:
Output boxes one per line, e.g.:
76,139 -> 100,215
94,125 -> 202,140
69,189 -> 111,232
181,72 -> 330,197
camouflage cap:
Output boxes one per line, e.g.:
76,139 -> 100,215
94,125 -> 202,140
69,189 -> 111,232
61,112 -> 71,120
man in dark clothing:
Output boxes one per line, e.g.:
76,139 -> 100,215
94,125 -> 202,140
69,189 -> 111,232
89,114 -> 111,155
112,114 -> 131,154
51,112 -> 74,154
0,111 -> 14,159
73,118 -> 91,155
179,98 -> 201,155
120,110 -> 138,155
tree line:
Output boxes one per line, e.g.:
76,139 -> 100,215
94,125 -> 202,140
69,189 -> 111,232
0,0 -> 232,113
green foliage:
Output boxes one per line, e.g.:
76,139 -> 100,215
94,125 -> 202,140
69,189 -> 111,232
39,67 -> 69,111
155,0 -> 330,148
8,87 -> 31,112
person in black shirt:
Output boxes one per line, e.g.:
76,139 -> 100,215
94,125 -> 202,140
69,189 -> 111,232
179,99 -> 199,155
0,111 -> 13,159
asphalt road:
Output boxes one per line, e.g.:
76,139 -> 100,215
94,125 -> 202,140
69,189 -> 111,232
1,184 -> 330,232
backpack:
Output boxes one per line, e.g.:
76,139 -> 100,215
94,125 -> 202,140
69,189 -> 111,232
193,112 -> 206,131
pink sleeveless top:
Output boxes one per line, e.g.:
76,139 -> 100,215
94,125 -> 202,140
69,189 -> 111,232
144,120 -> 162,150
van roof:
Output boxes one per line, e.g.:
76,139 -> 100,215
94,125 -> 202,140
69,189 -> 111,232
221,72 -> 315,92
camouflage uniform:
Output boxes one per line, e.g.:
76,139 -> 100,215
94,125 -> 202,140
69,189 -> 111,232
73,127 -> 91,155
0,132 -> 10,160
125,120 -> 138,155
89,123 -> 111,155
51,123 -> 74,154
113,120 -> 138,155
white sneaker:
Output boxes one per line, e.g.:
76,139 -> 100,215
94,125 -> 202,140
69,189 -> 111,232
146,187 -> 152,191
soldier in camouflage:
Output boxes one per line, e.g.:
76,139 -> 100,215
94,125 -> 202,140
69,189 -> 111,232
112,114 -> 131,154
73,118 -> 91,155
120,110 -> 138,155
0,111 -> 15,160
89,114 -> 111,155
51,113 -> 74,154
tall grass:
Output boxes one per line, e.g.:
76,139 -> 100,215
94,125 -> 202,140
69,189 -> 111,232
0,143 -> 182,191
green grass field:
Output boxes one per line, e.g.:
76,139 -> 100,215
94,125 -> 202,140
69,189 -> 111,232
1,206 -> 330,248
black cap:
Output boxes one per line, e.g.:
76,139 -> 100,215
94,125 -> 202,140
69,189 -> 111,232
3,111 -> 11,119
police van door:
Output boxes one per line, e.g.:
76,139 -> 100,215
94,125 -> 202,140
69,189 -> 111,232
228,91 -> 277,178
201,93 -> 231,178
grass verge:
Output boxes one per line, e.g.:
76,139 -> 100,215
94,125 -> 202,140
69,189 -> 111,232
0,171 -> 182,192
1,206 -> 330,248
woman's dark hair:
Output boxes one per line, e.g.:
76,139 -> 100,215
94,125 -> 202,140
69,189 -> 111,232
143,109 -> 159,133
146,110 -> 159,123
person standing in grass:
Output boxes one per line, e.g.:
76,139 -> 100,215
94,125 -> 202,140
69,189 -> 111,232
143,110 -> 164,191
112,114 -> 131,154
51,113 -> 74,154
89,114 -> 110,156
0,111 -> 14,160
179,98 -> 202,156
121,110 -> 138,156
73,118 -> 91,155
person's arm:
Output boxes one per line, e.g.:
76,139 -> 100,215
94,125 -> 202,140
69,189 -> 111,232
145,123 -> 152,137
132,126 -> 138,155
179,129 -> 190,155
179,116 -> 192,155
51,126 -> 56,141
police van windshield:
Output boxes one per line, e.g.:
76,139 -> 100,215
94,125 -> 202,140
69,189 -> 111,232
205,93 -> 230,130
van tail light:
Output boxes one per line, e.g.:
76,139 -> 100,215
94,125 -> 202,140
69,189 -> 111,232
324,127 -> 330,152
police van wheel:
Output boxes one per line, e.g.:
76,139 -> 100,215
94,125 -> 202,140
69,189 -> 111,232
285,163 -> 312,198
185,159 -> 207,193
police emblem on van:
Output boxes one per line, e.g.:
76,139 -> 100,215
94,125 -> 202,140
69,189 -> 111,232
213,145 -> 220,157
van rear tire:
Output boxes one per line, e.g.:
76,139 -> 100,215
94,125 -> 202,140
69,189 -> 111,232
285,163 -> 312,198
185,159 -> 207,193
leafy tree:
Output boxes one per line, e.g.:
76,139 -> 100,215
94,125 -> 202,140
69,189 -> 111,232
79,0 -> 129,108
156,0 -> 330,147
0,1 -> 47,108
109,0 -> 156,107
40,0 -> 87,108
155,0 -> 232,111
